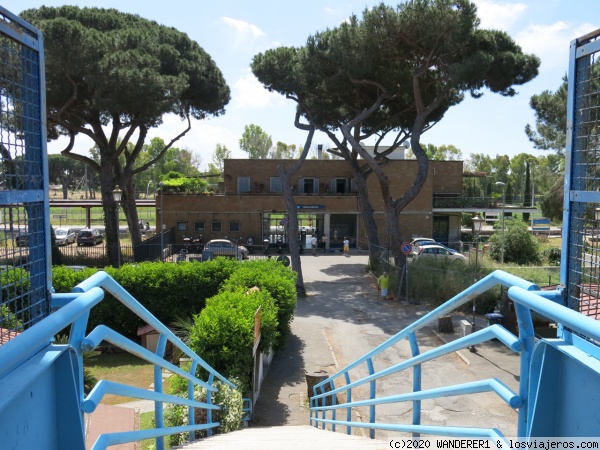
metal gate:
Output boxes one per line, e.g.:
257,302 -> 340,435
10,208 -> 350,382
0,7 -> 51,342
563,28 -> 600,324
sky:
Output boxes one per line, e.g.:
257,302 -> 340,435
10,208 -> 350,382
4,0 -> 599,168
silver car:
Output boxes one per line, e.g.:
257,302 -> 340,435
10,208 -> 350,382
203,239 -> 249,260
55,227 -> 77,246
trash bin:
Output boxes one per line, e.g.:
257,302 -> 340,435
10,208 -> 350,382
485,312 -> 505,327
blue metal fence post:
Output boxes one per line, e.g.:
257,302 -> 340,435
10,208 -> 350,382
366,358 -> 376,439
154,334 -> 168,450
344,372 -> 352,435
206,373 -> 215,437
408,331 -> 422,438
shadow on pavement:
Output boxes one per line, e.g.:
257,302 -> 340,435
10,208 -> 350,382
251,333 -> 306,426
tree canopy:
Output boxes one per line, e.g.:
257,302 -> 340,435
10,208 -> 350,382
239,124 -> 272,159
252,0 -> 539,262
525,76 -> 567,155
21,6 -> 230,263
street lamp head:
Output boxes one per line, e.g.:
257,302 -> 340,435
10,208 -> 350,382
595,207 -> 600,222
495,181 -> 506,188
472,215 -> 485,234
112,185 -> 122,203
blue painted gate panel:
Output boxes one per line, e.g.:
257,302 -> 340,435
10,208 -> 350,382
0,6 -> 51,341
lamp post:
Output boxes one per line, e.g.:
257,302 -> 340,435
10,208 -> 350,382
470,214 -> 485,353
112,185 -> 122,268
495,181 -> 506,264
159,182 -> 164,262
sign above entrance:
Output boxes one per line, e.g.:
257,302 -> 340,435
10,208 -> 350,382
296,205 -> 325,210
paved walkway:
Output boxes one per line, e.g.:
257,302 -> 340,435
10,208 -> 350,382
252,251 -> 521,440
87,250 -> 521,446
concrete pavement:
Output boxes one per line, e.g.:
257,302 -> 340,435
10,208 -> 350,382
251,250 -> 521,439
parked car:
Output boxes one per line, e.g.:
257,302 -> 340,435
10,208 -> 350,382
76,228 -> 104,246
412,244 -> 466,263
54,227 -> 77,246
204,239 -> 249,260
410,237 -> 457,253
14,232 -> 31,247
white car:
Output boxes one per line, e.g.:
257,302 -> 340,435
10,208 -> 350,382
412,244 -> 466,263
55,227 -> 77,246
410,237 -> 457,253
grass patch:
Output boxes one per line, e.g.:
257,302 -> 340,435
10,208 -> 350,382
85,352 -> 155,405
140,411 -> 155,450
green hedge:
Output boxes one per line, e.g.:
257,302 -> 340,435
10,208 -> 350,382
52,259 -> 240,338
221,259 -> 297,349
188,288 -> 279,388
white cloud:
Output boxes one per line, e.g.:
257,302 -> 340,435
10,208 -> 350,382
231,70 -> 283,109
516,21 -> 597,71
472,0 -> 527,30
222,17 -> 265,39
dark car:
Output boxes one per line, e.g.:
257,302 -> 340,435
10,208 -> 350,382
76,228 -> 103,246
14,232 -> 31,247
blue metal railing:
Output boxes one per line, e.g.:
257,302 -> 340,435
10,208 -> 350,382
309,270 -> 600,439
1,270 -> 249,450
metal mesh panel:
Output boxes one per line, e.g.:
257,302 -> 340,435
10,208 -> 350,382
0,9 -> 50,343
565,30 -> 600,323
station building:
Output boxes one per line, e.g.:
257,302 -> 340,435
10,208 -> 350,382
157,158 -> 465,250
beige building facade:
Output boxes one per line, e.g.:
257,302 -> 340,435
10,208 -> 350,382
157,159 -> 464,250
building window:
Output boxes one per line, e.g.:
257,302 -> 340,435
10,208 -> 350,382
194,221 -> 204,232
270,177 -> 283,193
212,221 -> 222,232
331,178 -> 348,193
237,177 -> 250,193
299,177 -> 319,194
229,221 -> 240,232
177,221 -> 187,232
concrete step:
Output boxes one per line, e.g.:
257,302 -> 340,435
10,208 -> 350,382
171,425 -> 389,449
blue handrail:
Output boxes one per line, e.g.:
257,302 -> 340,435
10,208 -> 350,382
1,271 -> 247,450
309,270 -> 600,439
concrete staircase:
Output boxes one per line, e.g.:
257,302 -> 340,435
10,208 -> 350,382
172,426 -> 389,449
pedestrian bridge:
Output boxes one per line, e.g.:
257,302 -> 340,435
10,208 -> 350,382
1,267 -> 599,449
1,6 -> 600,450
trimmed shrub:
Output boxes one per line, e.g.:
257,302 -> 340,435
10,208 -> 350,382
188,288 -> 278,388
51,259 -> 240,338
221,259 -> 296,349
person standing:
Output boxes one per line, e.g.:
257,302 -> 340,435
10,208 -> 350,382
321,234 -> 328,252
311,235 -> 318,256
343,236 -> 350,257
377,271 -> 389,300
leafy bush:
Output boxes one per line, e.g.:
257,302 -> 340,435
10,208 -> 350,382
162,176 -> 209,194
488,218 -> 541,265
164,378 -> 244,447
188,288 -> 278,388
542,247 -> 561,266
0,303 -> 23,331
52,259 -> 240,338
221,259 -> 296,349
1,266 -> 31,301
408,257 -> 498,314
